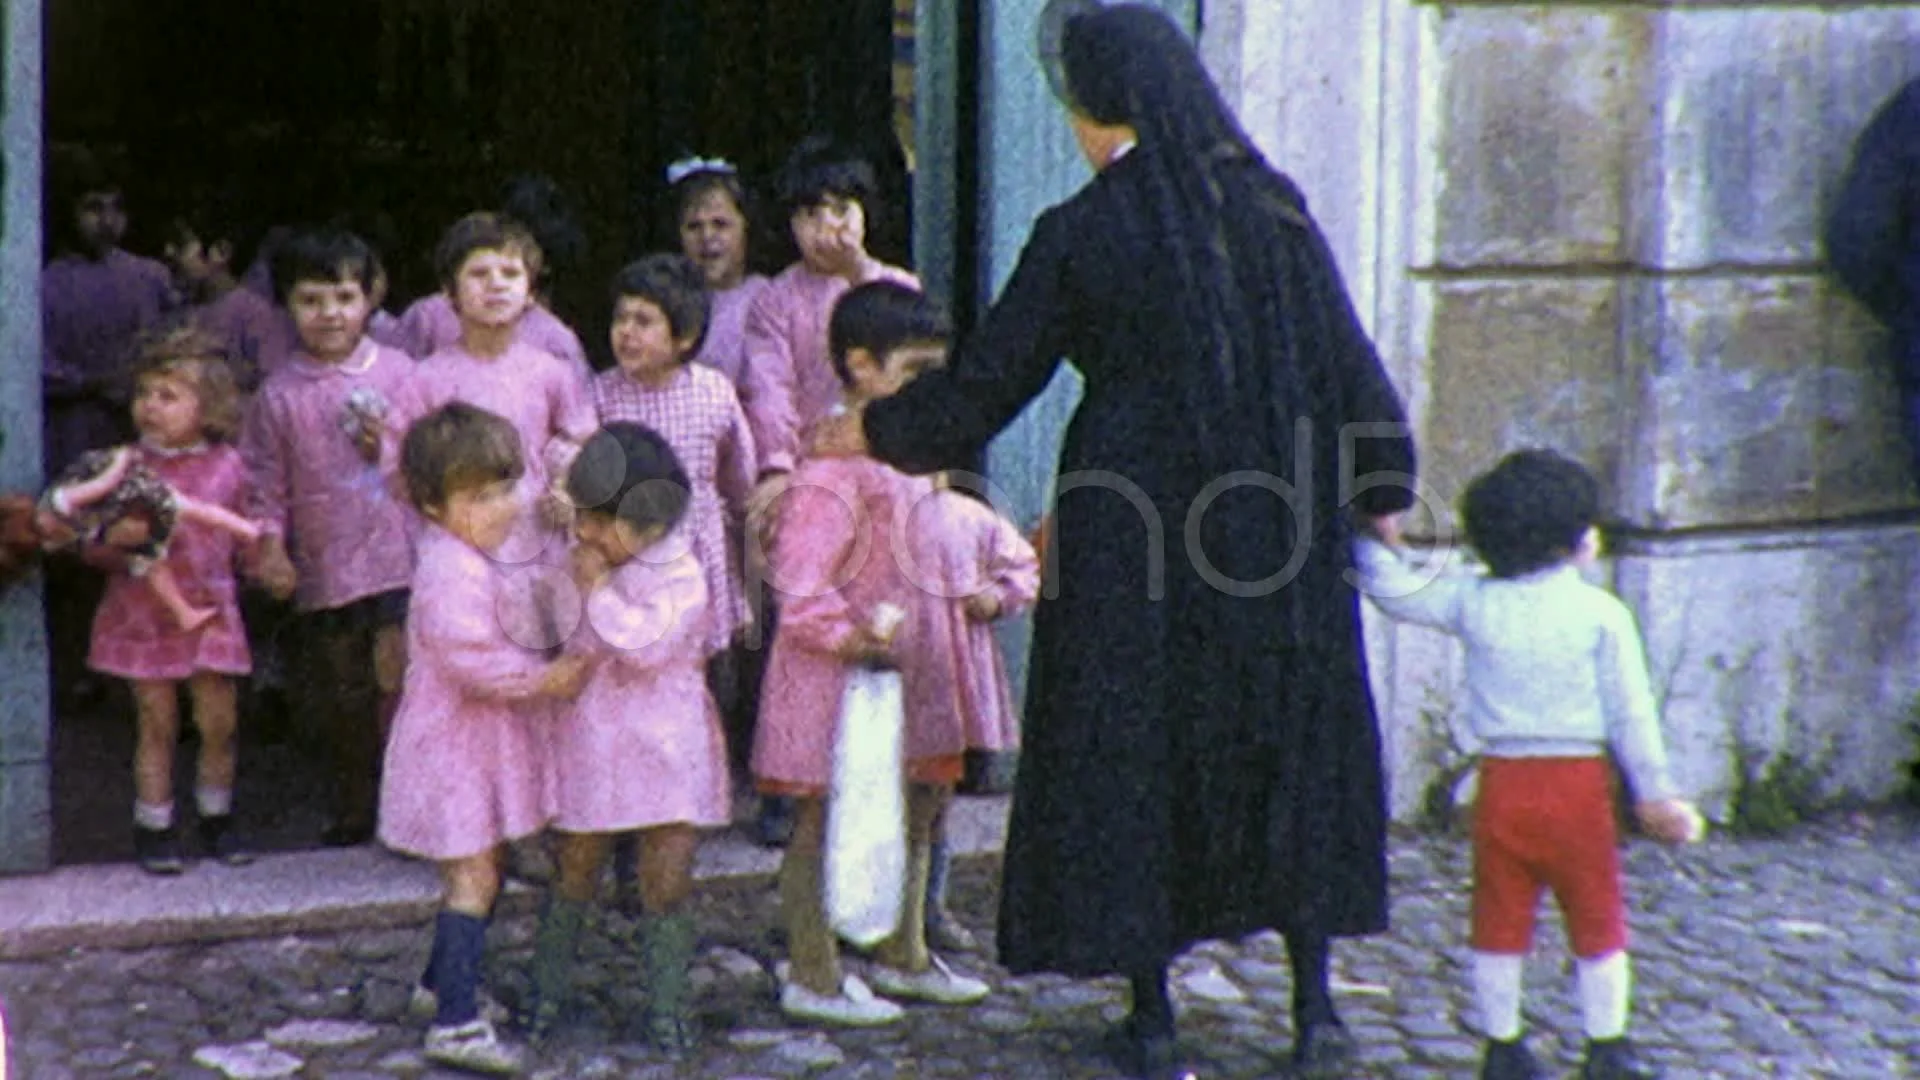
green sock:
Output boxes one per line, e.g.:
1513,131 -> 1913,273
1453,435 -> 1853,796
527,896 -> 589,1024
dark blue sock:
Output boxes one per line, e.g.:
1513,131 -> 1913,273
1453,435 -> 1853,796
420,927 -> 445,991
432,910 -> 488,1027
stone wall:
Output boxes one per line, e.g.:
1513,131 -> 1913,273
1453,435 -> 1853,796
1209,1 -> 1920,821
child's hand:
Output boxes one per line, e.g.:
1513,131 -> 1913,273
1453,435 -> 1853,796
1635,798 -> 1705,845
353,416 -> 384,464
1364,511 -> 1405,547
539,653 -> 595,701
964,591 -> 1001,622
537,490 -> 575,533
806,410 -> 869,460
835,626 -> 892,665
255,539 -> 298,601
100,516 -> 150,551
35,509 -> 80,551
570,543 -> 611,590
746,472 -> 792,549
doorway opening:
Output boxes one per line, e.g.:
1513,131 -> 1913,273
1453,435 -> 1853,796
43,0 -> 934,865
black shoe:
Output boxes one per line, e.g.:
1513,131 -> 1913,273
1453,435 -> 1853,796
197,814 -> 256,866
1583,1038 -> 1660,1080
321,820 -> 376,848
1291,1016 -> 1357,1076
755,797 -> 795,848
1098,1017 -> 1196,1079
1482,1037 -> 1543,1080
133,826 -> 185,876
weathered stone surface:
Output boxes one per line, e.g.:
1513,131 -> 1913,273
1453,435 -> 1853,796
1429,7 -> 1650,266
1817,289 -> 1916,517
1620,276 -> 1826,528
1635,10 -> 1827,269
1420,278 -> 1624,530
1615,522 -> 1920,816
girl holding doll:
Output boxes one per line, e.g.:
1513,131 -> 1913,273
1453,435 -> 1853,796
82,328 -> 269,873
378,403 -> 593,1075
521,423 -> 732,1057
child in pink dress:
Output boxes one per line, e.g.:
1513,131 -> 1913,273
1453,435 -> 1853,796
379,402 -> 592,1075
592,254 -> 758,899
521,422 -> 731,1056
162,206 -> 298,391
84,330 -> 269,873
740,136 -> 920,482
394,182 -> 592,384
240,226 -> 426,849
399,213 -> 598,573
741,137 -> 920,847
593,255 -> 756,662
755,281 -> 991,1027
907,478 -> 1040,951
669,157 -> 772,390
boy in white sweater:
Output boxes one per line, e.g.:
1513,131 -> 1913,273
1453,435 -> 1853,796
1355,449 -> 1702,1080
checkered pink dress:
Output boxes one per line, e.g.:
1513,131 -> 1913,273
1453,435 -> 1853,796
88,442 -> 258,681
592,364 -> 756,653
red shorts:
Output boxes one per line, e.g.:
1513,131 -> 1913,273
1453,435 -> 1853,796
758,753 -> 965,798
1470,756 -> 1627,958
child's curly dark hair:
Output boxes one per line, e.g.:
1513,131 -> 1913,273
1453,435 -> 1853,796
1459,448 -> 1601,579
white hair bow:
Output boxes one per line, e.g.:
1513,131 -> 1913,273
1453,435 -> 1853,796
666,156 -> 737,184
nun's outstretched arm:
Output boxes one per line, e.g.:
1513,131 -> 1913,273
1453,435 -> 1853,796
865,209 -> 1077,475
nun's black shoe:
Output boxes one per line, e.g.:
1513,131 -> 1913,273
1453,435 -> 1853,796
1290,1017 -> 1357,1076
1098,1019 -> 1200,1079
1582,1038 -> 1660,1080
1480,1037 -> 1543,1080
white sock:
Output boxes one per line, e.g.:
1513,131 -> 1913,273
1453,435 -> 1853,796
196,786 -> 233,818
1576,951 -> 1631,1040
133,800 -> 175,830
1471,951 -> 1525,1041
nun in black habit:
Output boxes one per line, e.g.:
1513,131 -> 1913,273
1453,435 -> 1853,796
814,4 -> 1417,1075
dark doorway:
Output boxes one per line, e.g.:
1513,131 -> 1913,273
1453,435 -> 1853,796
44,0 -> 918,865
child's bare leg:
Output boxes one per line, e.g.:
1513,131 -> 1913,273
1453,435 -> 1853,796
175,495 -> 261,544
636,824 -> 698,915
186,672 -> 238,793
426,848 -> 523,1071
130,678 -> 186,873
780,796 -> 841,995
131,679 -> 181,811
874,784 -> 947,974
186,672 -> 249,862
552,832 -> 612,904
146,562 -> 216,632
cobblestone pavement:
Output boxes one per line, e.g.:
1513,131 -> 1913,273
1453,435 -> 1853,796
3,813 -> 1915,1080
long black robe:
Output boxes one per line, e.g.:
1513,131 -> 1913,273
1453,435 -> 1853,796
866,150 -> 1417,977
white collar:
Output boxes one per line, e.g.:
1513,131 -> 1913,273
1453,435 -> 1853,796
1108,140 -> 1138,165
139,438 -> 207,458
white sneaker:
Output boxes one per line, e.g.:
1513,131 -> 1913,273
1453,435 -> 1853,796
408,984 -> 511,1025
778,968 -> 906,1027
867,954 -> 991,1005
423,1018 -> 524,1074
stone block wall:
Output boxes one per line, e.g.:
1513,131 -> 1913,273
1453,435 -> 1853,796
1211,0 -> 1920,821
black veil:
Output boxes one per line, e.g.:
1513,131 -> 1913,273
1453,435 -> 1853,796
1051,4 -> 1333,474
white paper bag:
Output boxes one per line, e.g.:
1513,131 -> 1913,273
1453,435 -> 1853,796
825,665 -> 907,947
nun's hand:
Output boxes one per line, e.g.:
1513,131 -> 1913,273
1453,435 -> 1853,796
807,409 -> 870,459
